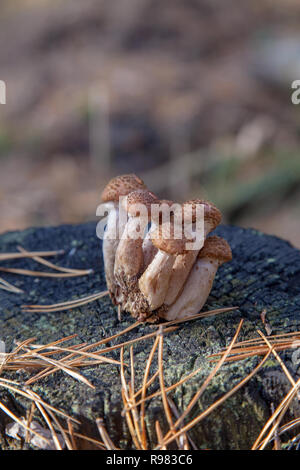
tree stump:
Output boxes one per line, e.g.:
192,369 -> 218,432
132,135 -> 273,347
0,222 -> 299,450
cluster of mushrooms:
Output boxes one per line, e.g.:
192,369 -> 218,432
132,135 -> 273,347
101,174 -> 232,323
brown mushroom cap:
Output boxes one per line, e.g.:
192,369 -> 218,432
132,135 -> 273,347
182,199 -> 222,230
101,174 -> 147,203
122,189 -> 159,216
150,222 -> 194,255
197,235 -> 232,265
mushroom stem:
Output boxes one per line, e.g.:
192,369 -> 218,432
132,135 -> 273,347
163,250 -> 199,306
114,216 -> 145,279
102,202 -> 128,302
138,221 -> 189,311
163,199 -> 221,306
142,224 -> 158,269
100,174 -> 147,302
159,236 -> 232,321
159,257 -> 219,321
139,250 -> 176,310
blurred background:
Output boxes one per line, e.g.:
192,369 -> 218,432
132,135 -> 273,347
0,0 -> 300,247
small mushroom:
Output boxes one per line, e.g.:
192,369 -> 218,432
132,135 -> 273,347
138,221 -> 192,311
163,199 -> 222,306
114,190 -> 157,310
182,199 -> 222,238
142,199 -> 176,269
100,174 -> 147,303
159,235 -> 232,321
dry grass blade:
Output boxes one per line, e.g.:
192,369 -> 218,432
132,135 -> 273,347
167,397 -> 197,450
24,387 -> 75,450
23,343 -> 122,366
157,349 -> 272,449
67,419 -> 77,450
96,418 -> 119,450
17,246 -> 93,275
125,365 -> 202,413
87,326 -> 178,357
208,330 -> 300,363
167,397 -> 189,450
25,403 -> 36,445
140,336 -> 159,449
157,326 -> 181,449
257,330 -> 297,390
24,321 -> 142,385
29,395 -> 63,450
22,292 -> 108,310
0,377 -> 80,424
120,347 -> 142,450
0,250 -> 64,261
251,330 -> 299,451
0,267 -> 90,278
0,277 -> 23,294
0,400 -> 51,447
22,290 -> 109,313
165,319 -> 244,435
276,417 -> 300,441
155,420 -> 166,449
156,306 -> 239,328
252,376 -> 300,450
128,346 -> 143,449
62,428 -> 105,449
20,347 -> 95,389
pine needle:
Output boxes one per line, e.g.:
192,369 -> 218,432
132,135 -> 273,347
120,348 -> 142,450
0,267 -> 90,278
96,418 -> 119,450
208,330 -> 300,363
157,349 -> 272,449
0,277 -> 23,294
17,246 -> 93,276
252,377 -> 300,450
0,400 -> 51,447
124,365 -> 202,412
159,306 -> 239,328
140,336 -> 159,448
0,250 -> 64,261
22,291 -> 109,313
157,326 -> 179,449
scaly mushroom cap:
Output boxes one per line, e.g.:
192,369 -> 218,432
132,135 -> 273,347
150,222 -> 193,255
182,199 -> 222,230
122,189 -> 159,216
197,235 -> 232,265
101,174 -> 147,203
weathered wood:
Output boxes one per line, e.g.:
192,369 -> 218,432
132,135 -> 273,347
0,222 -> 299,449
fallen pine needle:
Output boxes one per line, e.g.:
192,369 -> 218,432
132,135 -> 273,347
22,290 -> 109,313
157,349 -> 272,449
17,246 -> 93,276
96,418 -> 119,450
0,250 -> 64,261
158,306 -> 239,328
0,267 -> 91,278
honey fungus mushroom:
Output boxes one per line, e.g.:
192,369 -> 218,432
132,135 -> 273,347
114,190 -> 158,298
158,235 -> 232,321
138,221 -> 193,311
163,199 -> 222,307
100,174 -> 147,303
141,198 -> 177,270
